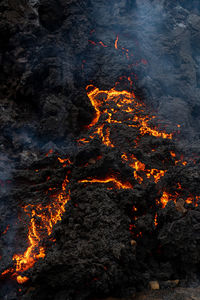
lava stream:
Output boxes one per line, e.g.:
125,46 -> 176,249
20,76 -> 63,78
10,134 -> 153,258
1,175 -> 70,284
79,176 -> 133,190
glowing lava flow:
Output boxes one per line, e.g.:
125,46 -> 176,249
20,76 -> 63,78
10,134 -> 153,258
160,188 -> 200,209
1,82 -> 197,286
78,83 -> 200,236
160,191 -> 170,208
78,85 -> 172,148
79,176 -> 133,190
1,175 -> 70,284
121,153 -> 166,184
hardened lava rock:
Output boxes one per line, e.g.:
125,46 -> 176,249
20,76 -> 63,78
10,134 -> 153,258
1,0 -> 200,300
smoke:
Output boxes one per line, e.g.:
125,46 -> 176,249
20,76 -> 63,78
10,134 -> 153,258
127,0 -> 200,153
0,153 -> 18,284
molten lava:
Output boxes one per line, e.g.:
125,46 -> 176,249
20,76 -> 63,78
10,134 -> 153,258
79,176 -> 133,190
1,175 -> 70,283
78,85 -> 172,148
1,81 -> 198,286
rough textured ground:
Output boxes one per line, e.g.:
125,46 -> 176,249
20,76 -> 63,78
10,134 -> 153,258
101,286 -> 200,300
0,0 -> 200,300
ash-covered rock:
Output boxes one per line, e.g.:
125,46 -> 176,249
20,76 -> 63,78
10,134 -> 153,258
1,0 -> 200,300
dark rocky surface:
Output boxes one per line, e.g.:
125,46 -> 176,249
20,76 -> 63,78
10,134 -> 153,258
101,286 -> 200,300
1,0 -> 200,299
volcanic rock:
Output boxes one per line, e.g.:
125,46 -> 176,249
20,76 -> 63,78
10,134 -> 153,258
1,0 -> 200,300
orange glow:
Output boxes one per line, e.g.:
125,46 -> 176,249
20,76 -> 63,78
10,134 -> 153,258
170,151 -> 176,158
1,269 -> 12,276
99,41 -> 108,47
160,191 -> 170,208
79,176 -> 133,190
78,137 -> 90,144
122,154 -> 166,183
16,275 -> 29,284
185,197 -> 193,204
58,157 -> 72,165
2,79 -> 192,285
115,35 -> 119,49
139,120 -> 172,139
146,169 -> 166,183
45,149 -> 53,157
154,213 -> 158,227
80,85 -> 173,150
170,151 -> 188,166
2,225 -> 9,235
102,128 -> 114,147
1,175 -> 70,283
177,183 -> 182,189
86,85 -> 102,129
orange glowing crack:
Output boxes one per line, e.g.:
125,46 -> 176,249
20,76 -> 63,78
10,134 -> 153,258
170,151 -> 188,166
58,157 -> 72,165
154,213 -> 158,227
99,41 -> 108,47
115,35 -> 119,49
1,175 -> 70,283
79,176 -> 133,190
81,85 -> 173,149
122,154 -> 166,183
86,85 -> 102,129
